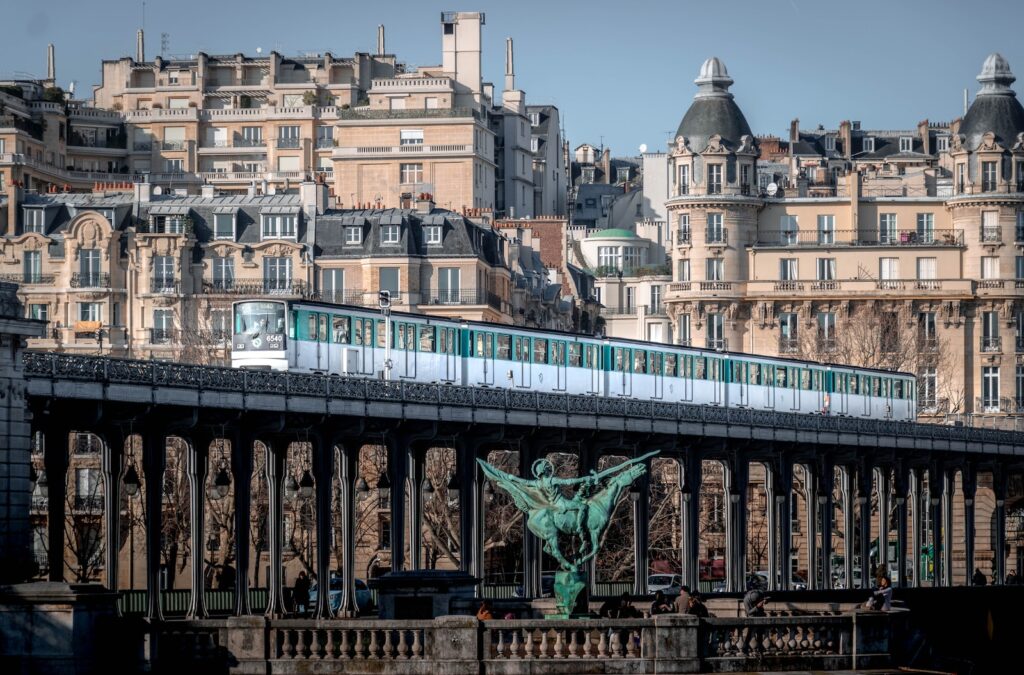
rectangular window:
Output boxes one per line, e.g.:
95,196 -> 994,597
982,256 -> 1000,279
344,227 -> 362,245
678,315 -> 691,346
1016,255 -> 1024,279
678,259 -> 690,281
880,257 -> 899,280
400,163 -> 423,184
316,125 -> 334,147
818,312 -> 836,342
437,267 -> 460,303
277,125 -> 300,149
678,164 -> 689,195
399,129 -> 424,146
916,213 -> 935,243
212,257 -> 234,291
707,164 -> 723,194
263,257 -> 292,292
879,213 -> 897,243
79,249 -> 101,286
1017,365 -> 1024,410
706,213 -> 724,243
899,137 -> 913,152
919,367 -> 937,410
153,308 -> 173,342
863,137 -> 875,153
705,258 -> 724,281
261,215 -> 297,240
677,214 -> 690,243
779,258 -> 798,281
1017,212 -> 1024,242
779,313 -> 798,352
982,161 -> 998,192
28,303 -> 48,322
982,366 -> 1000,411
916,257 -> 937,279
625,287 -> 636,310
816,258 -> 836,281
381,225 -> 400,245
817,214 -> 834,244
936,136 -> 949,152
23,251 -> 41,283
165,158 -> 184,172
78,302 -> 101,323
241,126 -> 263,146
650,285 -> 662,313
780,215 -> 798,244
153,255 -> 175,289
982,311 -> 1000,352
425,226 -> 442,245
213,213 -> 234,239
982,211 -> 1000,242
322,269 -> 345,303
379,267 -> 399,296
824,135 -> 836,152
23,208 -> 45,233
706,314 -> 725,350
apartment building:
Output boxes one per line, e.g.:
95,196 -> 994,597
0,177 -> 577,362
2,12 -> 565,217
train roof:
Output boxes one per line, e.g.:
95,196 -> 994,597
237,298 -> 916,380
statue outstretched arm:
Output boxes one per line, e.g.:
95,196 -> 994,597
588,450 -> 659,483
476,458 -> 550,511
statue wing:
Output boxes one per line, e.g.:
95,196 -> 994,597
477,459 -> 550,512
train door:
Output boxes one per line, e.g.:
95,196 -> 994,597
614,347 -> 633,397
317,312 -> 329,371
789,367 -> 801,411
552,340 -> 567,391
396,321 -> 416,379
681,355 -> 694,401
763,364 -> 776,409
587,344 -> 601,395
475,330 -> 495,386
512,336 -> 531,387
353,316 -> 374,374
832,371 -> 846,415
883,377 -> 895,418
652,351 -> 664,399
710,357 -> 723,405
863,375 -> 873,416
439,326 -> 458,382
732,360 -> 747,407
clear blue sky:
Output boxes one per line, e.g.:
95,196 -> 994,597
2,0 -> 1022,155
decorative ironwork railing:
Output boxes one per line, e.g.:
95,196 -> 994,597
21,352 -> 1024,447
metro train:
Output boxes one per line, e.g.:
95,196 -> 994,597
230,299 -> 917,421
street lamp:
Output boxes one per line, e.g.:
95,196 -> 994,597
628,483 -> 641,503
298,469 -> 315,500
379,290 -> 393,381
355,477 -> 370,499
483,480 -> 495,503
376,471 -> 391,504
285,474 -> 299,501
212,463 -> 232,501
421,477 -> 434,497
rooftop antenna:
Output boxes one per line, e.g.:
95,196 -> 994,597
160,32 -> 169,57
963,88 -> 969,115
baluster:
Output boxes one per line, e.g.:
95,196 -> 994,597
496,629 -> 506,658
523,629 -> 535,658
398,629 -> 410,659
383,629 -> 394,658
598,629 -> 608,657
787,626 -> 797,653
539,629 -> 549,658
310,629 -> 322,659
325,629 -> 336,659
339,629 -> 351,659
355,629 -> 368,658
567,630 -> 577,658
626,629 -> 638,657
798,626 -> 810,653
583,628 -> 594,658
553,629 -> 564,658
284,629 -> 297,658
368,629 -> 379,658
510,629 -> 521,659
411,629 -> 423,658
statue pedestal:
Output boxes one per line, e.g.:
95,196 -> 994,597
548,570 -> 587,619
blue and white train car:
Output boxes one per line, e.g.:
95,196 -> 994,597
231,299 -> 916,421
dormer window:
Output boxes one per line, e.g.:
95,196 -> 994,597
824,136 -> 836,152
425,225 -> 442,245
261,214 -> 297,240
899,137 -> 913,152
344,226 -> 362,245
936,136 -> 949,152
529,112 -> 540,126
863,137 -> 875,153
381,224 -> 401,245
23,208 -> 45,234
213,211 -> 236,240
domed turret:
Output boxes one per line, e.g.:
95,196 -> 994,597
959,53 -> 1024,150
675,57 -> 753,152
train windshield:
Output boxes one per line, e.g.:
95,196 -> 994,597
235,301 -> 286,335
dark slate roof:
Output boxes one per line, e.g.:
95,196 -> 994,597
572,184 -> 623,226
675,58 -> 752,152
526,105 -> 555,135
961,54 -> 1024,151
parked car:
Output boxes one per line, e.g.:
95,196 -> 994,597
309,577 -> 374,613
647,574 -> 683,595
753,570 -> 808,591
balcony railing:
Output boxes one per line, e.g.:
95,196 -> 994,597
600,306 -> 637,316
706,338 -> 728,351
336,106 -> 482,121
70,273 -> 110,288
981,336 -> 1002,352
699,281 -> 733,291
754,229 -> 963,247
276,138 -> 301,149
419,289 -> 504,310
73,495 -> 103,511
150,328 -> 178,345
705,228 -> 728,245
162,141 -> 187,151
202,279 -> 311,297
132,141 -> 152,152
316,290 -> 374,306
918,337 -> 938,352
811,280 -> 840,291
0,273 -> 55,285
647,303 -> 667,316
778,338 -> 799,354
315,138 -> 335,149
774,281 -> 804,292
981,226 -> 1002,243
150,278 -> 180,294
235,137 -> 265,148
676,229 -> 692,245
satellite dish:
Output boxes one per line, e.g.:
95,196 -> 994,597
766,182 -> 778,197
153,186 -> 163,196
256,47 -> 263,55
638,143 -> 648,154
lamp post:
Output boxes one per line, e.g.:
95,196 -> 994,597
124,462 -> 140,590
379,290 -> 392,381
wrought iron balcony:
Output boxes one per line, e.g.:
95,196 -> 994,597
150,328 -> 178,345
150,278 -> 179,294
0,273 -> 55,285
754,229 -> 963,247
706,338 -> 728,351
676,229 -> 692,245
981,336 -> 1002,352
162,140 -> 187,151
276,138 -> 301,149
420,289 -> 502,309
202,279 -> 311,297
705,228 -> 728,245
71,273 -> 110,288
981,226 -> 1002,243
778,338 -> 799,354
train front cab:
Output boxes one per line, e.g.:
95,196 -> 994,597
231,300 -> 289,371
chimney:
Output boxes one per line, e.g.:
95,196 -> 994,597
377,25 -> 385,56
504,38 -> 515,92
918,119 -> 930,155
839,120 -> 852,160
201,183 -> 216,199
415,193 -> 434,214
964,88 -> 969,115
46,43 -> 55,82
789,118 -> 799,143
137,29 -> 145,62
133,179 -> 152,204
6,184 -> 19,236
300,180 -> 327,217
246,182 -> 257,198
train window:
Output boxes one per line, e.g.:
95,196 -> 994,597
475,332 -> 493,358
882,379 -> 891,397
732,361 -> 743,384
319,314 -> 328,342
513,337 -> 524,361
665,353 -> 677,376
651,352 -> 663,375
354,318 -> 372,346
419,325 -> 436,352
788,367 -> 798,389
585,345 -> 597,368
849,375 -> 858,394
307,314 -> 317,340
813,370 -> 822,391
750,363 -> 761,385
710,359 -> 721,381
399,324 -> 415,350
614,348 -> 625,372
497,334 -> 511,360
569,343 -> 582,367
633,350 -> 646,373
440,328 -> 449,354
534,338 -> 548,364
695,357 -> 706,380
376,320 -> 387,348
551,341 -> 565,366
776,367 -> 787,388
801,370 -> 811,390
333,316 -> 351,344
894,380 -> 903,399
